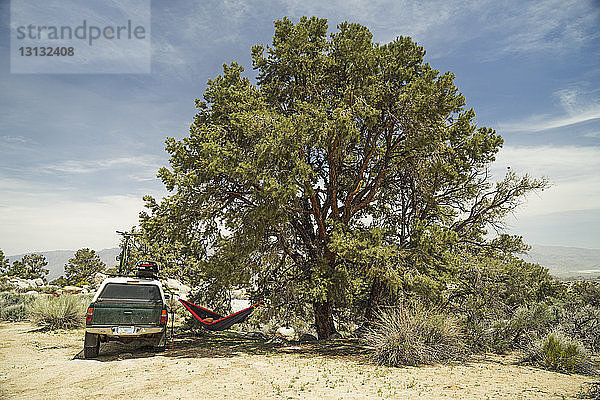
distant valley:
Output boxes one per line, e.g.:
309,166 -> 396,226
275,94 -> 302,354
520,245 -> 600,280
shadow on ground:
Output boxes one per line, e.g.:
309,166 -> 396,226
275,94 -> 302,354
73,330 -> 370,362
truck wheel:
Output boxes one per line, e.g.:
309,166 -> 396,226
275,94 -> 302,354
153,331 -> 167,352
84,332 -> 100,358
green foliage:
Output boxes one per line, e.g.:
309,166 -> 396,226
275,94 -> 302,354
447,253 -> 561,350
50,276 -> 68,288
525,331 -> 595,375
0,250 -> 9,274
489,303 -> 558,352
364,304 -> 465,366
27,295 -> 88,330
7,253 -> 48,280
141,16 -> 547,338
0,292 -> 36,321
64,248 -> 105,286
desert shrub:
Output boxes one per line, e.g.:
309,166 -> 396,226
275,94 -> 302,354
0,292 -> 35,321
559,304 -> 600,353
364,304 -> 465,366
490,303 -> 558,352
27,295 -> 88,330
2,303 -> 28,321
449,255 -> 563,351
524,331 -> 595,374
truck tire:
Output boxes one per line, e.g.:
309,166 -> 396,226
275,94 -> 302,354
84,332 -> 100,358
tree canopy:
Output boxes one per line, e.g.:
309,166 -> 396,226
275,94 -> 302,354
141,17 -> 546,339
7,253 -> 49,280
64,248 -> 106,286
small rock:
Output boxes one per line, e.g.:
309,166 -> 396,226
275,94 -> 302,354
33,278 -> 44,287
230,288 -> 248,300
299,333 -> 317,342
328,332 -> 342,340
9,278 -> 32,289
276,326 -> 295,340
25,290 -> 40,296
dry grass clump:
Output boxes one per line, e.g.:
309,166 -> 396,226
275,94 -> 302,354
364,304 -> 466,366
27,295 -> 88,330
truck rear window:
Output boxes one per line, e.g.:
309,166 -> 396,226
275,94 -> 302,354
99,283 -> 162,301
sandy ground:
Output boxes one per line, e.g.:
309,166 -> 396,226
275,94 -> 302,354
0,322 -> 597,400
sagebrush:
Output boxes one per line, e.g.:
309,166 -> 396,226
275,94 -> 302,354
0,292 -> 36,321
365,304 -> 465,366
27,295 -> 89,330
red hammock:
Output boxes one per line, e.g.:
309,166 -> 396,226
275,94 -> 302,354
179,299 -> 261,331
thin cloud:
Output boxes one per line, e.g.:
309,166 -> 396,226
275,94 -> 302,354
499,108 -> 600,132
493,145 -> 600,216
45,156 -> 160,174
498,87 -> 600,132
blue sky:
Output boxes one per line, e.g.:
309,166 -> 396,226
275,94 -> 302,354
1,0 -> 599,254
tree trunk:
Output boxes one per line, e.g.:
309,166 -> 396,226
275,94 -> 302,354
313,300 -> 336,340
364,276 -> 390,323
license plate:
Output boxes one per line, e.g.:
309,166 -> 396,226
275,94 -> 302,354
116,326 -> 135,334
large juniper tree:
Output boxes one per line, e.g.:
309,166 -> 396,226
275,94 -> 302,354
144,17 -> 545,339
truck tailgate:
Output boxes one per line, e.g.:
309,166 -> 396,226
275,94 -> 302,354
90,301 -> 163,325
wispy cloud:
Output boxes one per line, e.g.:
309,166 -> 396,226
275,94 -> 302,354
499,108 -> 600,132
498,88 -> 600,132
1,135 -> 31,144
45,156 -> 160,175
495,0 -> 598,55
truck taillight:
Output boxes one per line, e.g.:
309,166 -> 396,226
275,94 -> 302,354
160,309 -> 168,324
86,307 -> 94,323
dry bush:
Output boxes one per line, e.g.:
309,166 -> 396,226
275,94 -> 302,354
0,292 -> 36,321
364,304 -> 466,366
27,295 -> 88,330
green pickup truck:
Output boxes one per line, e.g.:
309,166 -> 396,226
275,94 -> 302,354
84,276 -> 168,358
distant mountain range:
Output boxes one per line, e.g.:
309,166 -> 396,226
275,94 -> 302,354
7,248 -> 120,281
6,244 -> 600,282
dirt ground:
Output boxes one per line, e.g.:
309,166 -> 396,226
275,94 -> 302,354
0,322 -> 597,400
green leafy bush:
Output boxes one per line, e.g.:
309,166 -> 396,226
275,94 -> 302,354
364,304 -> 465,366
490,303 -> 558,352
525,331 -> 595,374
27,295 -> 88,330
0,292 -> 36,321
449,255 -> 562,351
